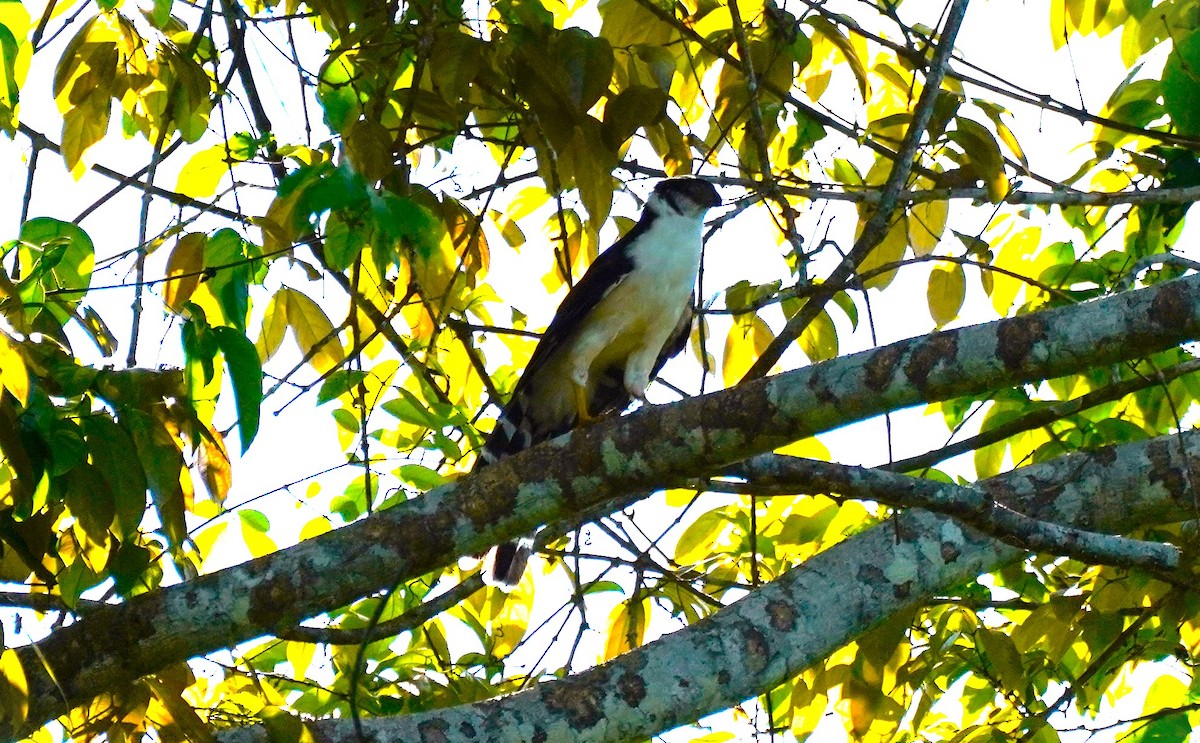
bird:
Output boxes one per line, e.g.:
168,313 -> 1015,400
474,176 -> 722,589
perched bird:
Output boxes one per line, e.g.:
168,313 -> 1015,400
475,176 -> 722,589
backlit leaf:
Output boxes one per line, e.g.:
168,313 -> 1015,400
256,290 -> 288,362
281,287 -> 345,374
0,332 -> 28,406
909,199 -> 948,256
176,145 -> 229,199
164,233 -> 206,313
807,17 -> 868,98
602,598 -> 646,661
927,262 -> 966,327
198,427 -> 232,502
0,648 -> 27,724
858,215 -> 908,289
723,314 -> 774,386
797,307 -> 837,362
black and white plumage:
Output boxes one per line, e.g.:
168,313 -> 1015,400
475,176 -> 721,589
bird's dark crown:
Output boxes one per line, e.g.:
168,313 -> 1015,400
651,176 -> 721,215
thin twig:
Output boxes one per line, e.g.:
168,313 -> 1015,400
742,0 -> 971,380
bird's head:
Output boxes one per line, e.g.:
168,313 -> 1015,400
648,176 -> 721,219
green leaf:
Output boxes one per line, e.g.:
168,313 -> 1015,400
1162,31 -> 1200,136
569,123 -> 616,225
124,409 -> 188,551
602,85 -> 667,150
396,464 -> 447,491
0,21 -> 20,136
84,416 -> 148,539
18,217 -> 94,319
58,559 -> 103,609
949,119 -> 1008,201
317,369 -> 369,405
552,28 -> 614,111
382,388 -> 440,429
110,540 -> 153,597
65,464 -> 115,544
239,509 -> 271,533
211,326 -> 263,453
675,509 -> 728,565
976,628 -> 1024,693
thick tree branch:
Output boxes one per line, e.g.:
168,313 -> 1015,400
219,430 -> 1200,742
15,272 -> 1200,735
884,358 -> 1200,474
724,455 -> 1180,574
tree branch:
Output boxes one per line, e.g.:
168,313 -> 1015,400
218,429 -> 1200,742
724,455 -> 1180,574
15,271 -> 1200,735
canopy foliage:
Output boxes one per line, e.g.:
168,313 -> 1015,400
4,0 -> 1200,740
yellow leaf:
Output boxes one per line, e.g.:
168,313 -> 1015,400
193,522 -> 228,570
255,290 -> 288,362
0,333 -> 29,407
774,436 -> 831,460
503,185 -> 551,223
989,226 -> 1044,315
261,707 -> 316,743
286,641 -> 316,680
164,233 -> 206,313
198,427 -> 231,502
798,307 -> 837,362
176,145 -> 228,199
722,314 -> 774,386
909,200 -> 948,256
807,17 -> 869,98
927,262 -> 966,328
602,598 -> 646,662
240,512 -> 277,558
299,516 -> 331,541
143,674 -> 215,743
281,288 -> 345,374
0,648 -> 27,725
60,96 -> 110,174
490,582 -> 533,658
858,216 -> 908,290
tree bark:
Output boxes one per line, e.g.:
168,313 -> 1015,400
16,273 -> 1200,737
217,430 -> 1200,742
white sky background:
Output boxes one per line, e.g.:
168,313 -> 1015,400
2,0 -> 1198,739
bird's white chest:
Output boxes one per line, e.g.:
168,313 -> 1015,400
621,211 -> 705,305
560,212 -> 704,378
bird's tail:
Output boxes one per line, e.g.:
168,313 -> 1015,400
483,536 -> 534,589
476,393 -> 541,590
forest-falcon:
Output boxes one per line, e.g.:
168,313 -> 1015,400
475,176 -> 722,589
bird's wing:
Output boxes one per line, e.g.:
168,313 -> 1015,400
516,223 -> 647,383
476,222 -> 648,464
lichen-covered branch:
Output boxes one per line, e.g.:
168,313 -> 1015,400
217,430 -> 1200,743
726,455 -> 1181,574
15,272 -> 1200,736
